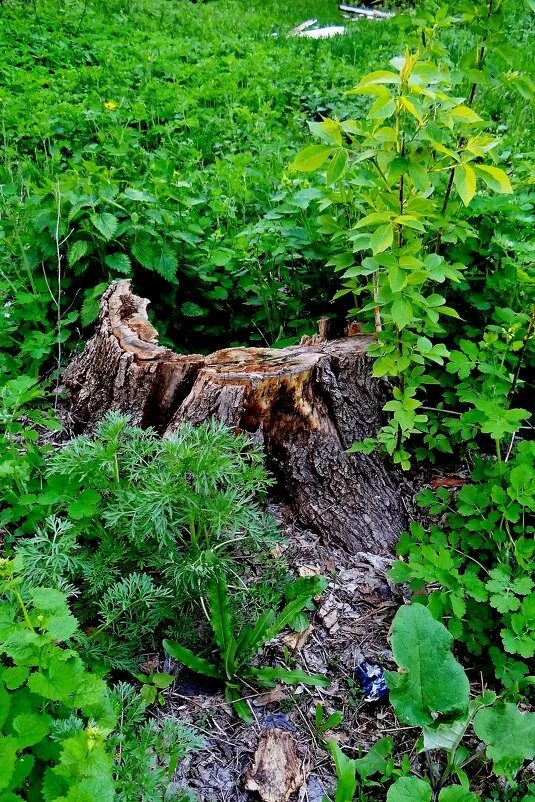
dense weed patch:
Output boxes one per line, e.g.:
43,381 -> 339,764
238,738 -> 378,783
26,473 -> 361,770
0,0 -> 534,799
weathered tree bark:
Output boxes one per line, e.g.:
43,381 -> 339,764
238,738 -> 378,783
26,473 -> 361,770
62,281 -> 405,553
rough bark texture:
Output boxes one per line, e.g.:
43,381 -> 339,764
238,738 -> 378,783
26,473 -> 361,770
62,281 -> 405,553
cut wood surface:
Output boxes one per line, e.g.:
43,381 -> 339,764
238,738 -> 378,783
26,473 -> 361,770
62,281 -> 405,552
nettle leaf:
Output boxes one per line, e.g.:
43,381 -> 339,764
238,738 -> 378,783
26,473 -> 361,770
387,776 -> 431,802
90,213 -> 118,241
387,604 -> 469,725
104,253 -> 131,275
68,240 -> 91,266
473,703 -> 535,779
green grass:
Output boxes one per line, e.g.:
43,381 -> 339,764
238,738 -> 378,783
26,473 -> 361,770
0,0 -> 400,353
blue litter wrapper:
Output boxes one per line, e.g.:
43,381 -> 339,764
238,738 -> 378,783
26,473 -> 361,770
354,660 -> 388,702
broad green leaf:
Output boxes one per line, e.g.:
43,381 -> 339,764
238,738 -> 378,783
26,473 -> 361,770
30,588 -> 66,612
454,164 -> 477,206
327,741 -> 357,802
163,640 -> 222,679
90,213 -> 118,241
1,666 -> 28,690
235,610 -> 276,661
104,253 -> 131,275
0,736 -> 17,790
450,105 -> 483,123
473,164 -> 513,194
355,737 -> 393,778
354,70 -> 401,89
68,490 -> 101,521
326,149 -> 348,185
439,788 -> 479,802
46,612 -> 79,641
473,703 -> 535,779
308,119 -> 342,146
290,145 -> 334,172
68,240 -> 91,266
0,687 -> 10,729
181,302 -> 205,317
370,223 -> 393,255
387,776 -> 432,802
391,297 -> 413,330
13,713 -> 50,748
386,604 -> 470,725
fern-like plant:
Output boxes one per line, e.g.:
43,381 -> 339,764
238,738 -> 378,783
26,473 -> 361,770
17,413 -> 278,666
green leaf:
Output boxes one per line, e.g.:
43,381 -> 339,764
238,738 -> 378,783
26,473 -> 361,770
207,577 -> 232,661
1,666 -> 28,690
326,149 -> 348,185
0,687 -> 10,729
450,105 -> 483,123
386,604 -> 470,725
454,164 -> 477,206
290,145 -> 335,172
90,213 -> 118,241
251,666 -> 329,688
386,776 -> 432,802
327,741 -> 357,802
354,70 -> 401,89
68,240 -> 91,266
0,736 -> 17,790
46,612 -> 79,641
104,253 -> 131,275
391,297 -> 413,330
163,640 -> 222,679
181,302 -> 205,317
370,223 -> 393,255
355,737 -> 393,779
13,713 -> 50,748
473,164 -> 513,194
308,120 -> 342,146
68,490 -> 101,520
438,788 -> 479,802
473,703 -> 535,779
30,588 -> 66,612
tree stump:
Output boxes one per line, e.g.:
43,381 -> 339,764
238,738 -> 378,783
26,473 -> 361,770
62,281 -> 405,552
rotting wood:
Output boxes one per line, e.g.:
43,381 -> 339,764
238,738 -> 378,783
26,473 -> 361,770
244,728 -> 305,802
62,280 -> 406,553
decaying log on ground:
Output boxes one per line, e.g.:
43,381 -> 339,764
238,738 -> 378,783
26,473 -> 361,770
62,281 -> 405,552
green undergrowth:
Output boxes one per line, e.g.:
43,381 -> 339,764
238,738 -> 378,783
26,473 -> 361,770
0,0 -> 534,799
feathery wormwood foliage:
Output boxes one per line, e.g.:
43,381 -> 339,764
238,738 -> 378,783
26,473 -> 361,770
0,557 -> 116,801
324,605 -> 535,802
164,574 -> 329,722
15,413 -> 278,667
291,0 -> 534,691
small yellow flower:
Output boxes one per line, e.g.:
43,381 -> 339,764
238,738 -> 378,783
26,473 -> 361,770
104,101 -> 117,110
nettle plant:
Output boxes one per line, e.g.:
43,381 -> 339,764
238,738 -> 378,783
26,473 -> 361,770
291,51 -> 513,469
